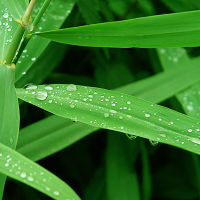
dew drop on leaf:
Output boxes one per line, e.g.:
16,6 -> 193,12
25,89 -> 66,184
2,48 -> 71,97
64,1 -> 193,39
35,91 -> 47,100
66,84 -> 77,91
45,85 -> 53,90
20,172 -> 27,178
104,113 -> 109,117
126,134 -> 137,140
149,140 -> 158,146
23,84 -> 37,90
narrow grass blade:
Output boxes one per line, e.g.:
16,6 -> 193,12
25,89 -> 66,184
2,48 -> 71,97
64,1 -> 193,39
17,115 -> 98,161
0,64 -> 19,197
34,10 -> 200,48
0,2 -> 18,61
116,62 -> 200,103
2,0 -> 28,20
15,0 -> 75,82
0,142 -> 81,200
16,84 -> 200,155
106,132 -> 141,200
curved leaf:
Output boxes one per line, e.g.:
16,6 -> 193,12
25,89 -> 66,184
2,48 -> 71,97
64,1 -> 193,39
0,142 -> 81,200
16,84 -> 200,155
34,10 -> 200,48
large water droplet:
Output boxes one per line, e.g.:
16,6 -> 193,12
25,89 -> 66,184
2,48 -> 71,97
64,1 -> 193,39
126,134 -> 137,140
35,91 -> 47,100
149,140 -> 158,146
23,84 -> 37,90
67,84 -> 77,91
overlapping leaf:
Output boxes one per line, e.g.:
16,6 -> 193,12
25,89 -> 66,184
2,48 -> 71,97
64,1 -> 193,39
34,10 -> 200,48
16,84 -> 200,155
0,142 -> 81,200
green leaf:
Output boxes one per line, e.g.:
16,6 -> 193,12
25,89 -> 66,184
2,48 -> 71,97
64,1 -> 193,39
77,0 -> 101,24
106,132 -> 141,200
0,2 -> 18,61
15,42 -> 68,88
161,0 -> 196,12
34,10 -> 200,48
16,84 -> 200,155
17,115 -> 98,161
2,0 -> 28,20
0,142 -> 81,200
116,61 -> 200,103
0,64 -> 19,197
15,0 -> 75,82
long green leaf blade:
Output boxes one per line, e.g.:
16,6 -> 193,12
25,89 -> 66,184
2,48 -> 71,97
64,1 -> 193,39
16,84 -> 200,154
0,64 -> 19,197
34,10 -> 200,48
2,0 -> 28,20
17,115 -> 98,161
0,142 -> 81,200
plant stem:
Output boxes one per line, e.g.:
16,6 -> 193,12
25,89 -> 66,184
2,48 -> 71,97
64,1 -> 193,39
2,0 -> 38,65
14,0 -> 51,64
23,0 -> 37,22
2,25 -> 25,64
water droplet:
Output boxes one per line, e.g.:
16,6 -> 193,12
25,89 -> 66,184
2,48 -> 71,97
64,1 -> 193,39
23,84 -> 37,90
46,187 -> 50,191
48,100 -> 52,103
53,191 -> 59,196
127,101 -> 131,104
149,140 -> 158,146
22,71 -> 26,75
45,85 -> 53,90
126,134 -> 137,140
70,104 -> 75,108
188,129 -> 193,133
5,163 -> 9,167
67,84 -> 76,91
35,91 -> 47,100
20,172 -> 27,178
31,57 -> 36,61
104,113 -> 109,117
145,114 -> 150,118
27,176 -> 34,181
3,13 -> 8,18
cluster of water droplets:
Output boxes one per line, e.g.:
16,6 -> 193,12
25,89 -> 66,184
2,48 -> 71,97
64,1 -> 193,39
20,83 -> 200,148
0,152 -> 74,199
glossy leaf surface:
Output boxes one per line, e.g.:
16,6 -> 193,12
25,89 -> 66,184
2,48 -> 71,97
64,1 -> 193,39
16,84 -> 200,155
0,142 -> 81,200
34,10 -> 200,48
